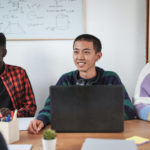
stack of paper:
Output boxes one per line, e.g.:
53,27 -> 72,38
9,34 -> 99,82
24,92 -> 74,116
8,144 -> 32,150
18,117 -> 34,130
81,138 -> 138,150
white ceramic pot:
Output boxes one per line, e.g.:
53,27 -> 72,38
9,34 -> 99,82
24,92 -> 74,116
42,138 -> 57,150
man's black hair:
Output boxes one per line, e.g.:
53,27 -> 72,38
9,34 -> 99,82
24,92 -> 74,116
0,33 -> 6,48
73,34 -> 102,53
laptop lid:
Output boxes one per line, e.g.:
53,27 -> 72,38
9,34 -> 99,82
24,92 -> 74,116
50,85 -> 124,132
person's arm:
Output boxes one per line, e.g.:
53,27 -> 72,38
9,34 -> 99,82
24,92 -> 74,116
28,73 -> 71,134
35,73 -> 71,125
123,88 -> 136,120
36,97 -> 51,126
17,70 -> 36,117
28,97 -> 50,134
134,102 -> 150,121
109,72 -> 136,120
28,118 -> 44,134
134,74 -> 150,121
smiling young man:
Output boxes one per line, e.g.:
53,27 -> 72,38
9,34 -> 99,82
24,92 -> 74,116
28,34 -> 136,134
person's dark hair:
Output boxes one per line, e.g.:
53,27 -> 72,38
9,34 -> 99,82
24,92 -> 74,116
73,34 -> 102,53
0,33 -> 6,49
0,133 -> 8,150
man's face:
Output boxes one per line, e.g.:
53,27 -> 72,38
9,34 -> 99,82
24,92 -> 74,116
73,40 -> 102,75
0,47 -> 6,69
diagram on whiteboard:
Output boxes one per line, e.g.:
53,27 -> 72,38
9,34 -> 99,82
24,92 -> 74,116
4,22 -> 25,34
0,0 -> 83,39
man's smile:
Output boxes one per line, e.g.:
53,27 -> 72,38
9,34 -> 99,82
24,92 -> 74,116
77,62 -> 86,67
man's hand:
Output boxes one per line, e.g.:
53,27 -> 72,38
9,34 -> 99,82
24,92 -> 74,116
28,118 -> 44,134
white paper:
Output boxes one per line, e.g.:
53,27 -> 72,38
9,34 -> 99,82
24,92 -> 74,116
18,117 -> 34,131
81,138 -> 138,150
8,144 -> 32,150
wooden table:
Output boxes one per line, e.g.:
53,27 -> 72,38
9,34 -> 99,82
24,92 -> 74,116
15,120 -> 150,150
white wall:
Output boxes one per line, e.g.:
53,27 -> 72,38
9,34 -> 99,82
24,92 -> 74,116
5,0 -> 146,114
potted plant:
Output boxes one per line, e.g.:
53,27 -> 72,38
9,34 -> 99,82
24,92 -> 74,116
42,129 -> 56,150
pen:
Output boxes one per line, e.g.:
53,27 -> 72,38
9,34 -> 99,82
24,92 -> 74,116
6,114 -> 11,122
0,113 -> 2,121
0,113 -> 2,118
11,110 -> 14,120
13,109 -> 18,120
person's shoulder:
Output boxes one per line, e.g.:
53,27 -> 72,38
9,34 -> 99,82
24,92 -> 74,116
6,64 -> 26,73
102,69 -> 120,79
99,68 -> 122,85
60,70 -> 76,79
144,73 -> 150,78
56,70 -> 76,85
142,73 -> 150,83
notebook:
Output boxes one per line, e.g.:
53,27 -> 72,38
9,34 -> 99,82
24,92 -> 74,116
81,138 -> 138,150
50,85 -> 124,132
8,144 -> 32,150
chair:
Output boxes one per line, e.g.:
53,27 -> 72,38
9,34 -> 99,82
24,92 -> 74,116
133,62 -> 150,103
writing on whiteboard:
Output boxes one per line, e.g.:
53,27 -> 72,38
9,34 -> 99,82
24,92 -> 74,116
0,0 -> 83,39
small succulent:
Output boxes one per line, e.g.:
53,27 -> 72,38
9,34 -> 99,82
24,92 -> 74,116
43,129 -> 56,140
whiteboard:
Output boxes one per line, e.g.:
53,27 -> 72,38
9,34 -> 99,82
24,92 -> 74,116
0,0 -> 84,40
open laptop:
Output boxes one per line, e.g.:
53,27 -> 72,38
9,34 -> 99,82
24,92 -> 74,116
50,85 -> 124,132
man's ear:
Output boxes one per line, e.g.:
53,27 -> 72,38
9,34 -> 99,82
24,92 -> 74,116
96,52 -> 102,61
2,48 -> 7,57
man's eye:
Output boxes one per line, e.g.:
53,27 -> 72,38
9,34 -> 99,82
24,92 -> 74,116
74,51 -> 78,54
84,51 -> 89,54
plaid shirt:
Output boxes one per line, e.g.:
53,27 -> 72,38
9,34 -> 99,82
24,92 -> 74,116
0,64 -> 36,117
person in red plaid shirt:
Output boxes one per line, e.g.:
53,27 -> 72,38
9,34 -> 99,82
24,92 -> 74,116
0,33 -> 36,117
